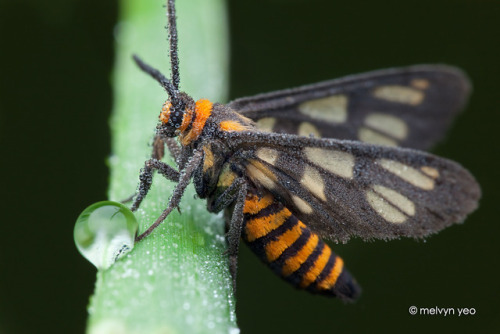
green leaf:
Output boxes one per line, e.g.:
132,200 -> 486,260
86,0 -> 237,333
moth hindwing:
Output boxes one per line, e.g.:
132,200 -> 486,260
129,0 -> 480,301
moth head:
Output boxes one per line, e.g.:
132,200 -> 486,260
132,55 -> 195,138
157,92 -> 195,138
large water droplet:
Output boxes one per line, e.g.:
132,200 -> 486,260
74,201 -> 138,269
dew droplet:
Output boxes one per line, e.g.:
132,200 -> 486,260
74,201 -> 138,269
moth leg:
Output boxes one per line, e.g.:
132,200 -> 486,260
135,149 -> 203,242
162,136 -> 182,164
225,181 -> 248,293
209,177 -> 246,213
152,135 -> 165,160
122,136 -> 181,205
130,159 -> 180,212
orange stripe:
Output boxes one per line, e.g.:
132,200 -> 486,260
299,244 -> 331,288
219,120 -> 250,132
316,257 -> 344,290
282,233 -> 319,276
265,221 -> 305,262
243,193 -> 274,215
179,107 -> 193,133
159,101 -> 172,124
245,208 -> 291,242
180,99 -> 212,145
202,145 -> 214,172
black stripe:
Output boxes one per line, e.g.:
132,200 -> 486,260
308,248 -> 337,293
285,239 -> 324,287
245,200 -> 282,220
269,224 -> 311,274
244,214 -> 299,261
241,200 -> 286,241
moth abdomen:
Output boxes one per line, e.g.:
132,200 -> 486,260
241,192 -> 360,301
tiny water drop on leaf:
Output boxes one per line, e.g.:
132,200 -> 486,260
74,201 -> 138,269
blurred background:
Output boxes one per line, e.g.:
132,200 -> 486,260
1,0 -> 499,333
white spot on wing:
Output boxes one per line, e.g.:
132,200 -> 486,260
372,185 -> 415,216
304,147 -> 355,179
378,159 -> 435,190
358,127 -> 398,146
364,113 -> 408,140
255,117 -> 276,132
292,195 -> 313,214
410,78 -> 430,90
301,165 -> 326,201
420,166 -> 440,179
298,122 -> 321,138
256,148 -> 279,165
366,185 -> 415,224
246,161 -> 276,189
373,85 -> 424,105
298,95 -> 348,123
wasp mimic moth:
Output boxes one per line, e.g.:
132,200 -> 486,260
128,0 -> 480,301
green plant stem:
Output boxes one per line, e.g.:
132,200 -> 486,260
86,0 -> 237,333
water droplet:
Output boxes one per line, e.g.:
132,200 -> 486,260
74,201 -> 138,269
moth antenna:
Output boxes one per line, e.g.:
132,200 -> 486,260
167,0 -> 180,92
132,54 -> 178,101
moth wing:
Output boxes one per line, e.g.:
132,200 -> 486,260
231,132 -> 480,242
229,65 -> 471,150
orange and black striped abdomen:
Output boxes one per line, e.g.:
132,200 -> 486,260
242,192 -> 361,301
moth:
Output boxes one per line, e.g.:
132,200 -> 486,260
130,0 -> 480,301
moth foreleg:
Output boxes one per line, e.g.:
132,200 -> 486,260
135,149 -> 203,241
131,159 -> 180,212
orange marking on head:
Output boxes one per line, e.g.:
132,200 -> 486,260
265,221 -> 305,262
179,107 -> 193,133
180,99 -> 212,145
245,208 -> 292,242
243,193 -> 274,215
316,257 -> 344,291
281,233 -> 319,276
299,244 -> 331,288
220,120 -> 251,132
159,101 -> 172,124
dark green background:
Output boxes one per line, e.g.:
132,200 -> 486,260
1,0 -> 499,333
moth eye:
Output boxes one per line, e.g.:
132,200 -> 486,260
372,85 -> 424,105
366,185 -> 416,224
255,117 -> 277,132
304,147 -> 355,179
298,95 -> 348,123
298,122 -> 321,138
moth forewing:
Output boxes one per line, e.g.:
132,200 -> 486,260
230,65 -> 471,150
228,131 -> 480,243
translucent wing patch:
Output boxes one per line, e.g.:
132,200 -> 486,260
228,132 -> 480,243
228,65 -> 471,150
